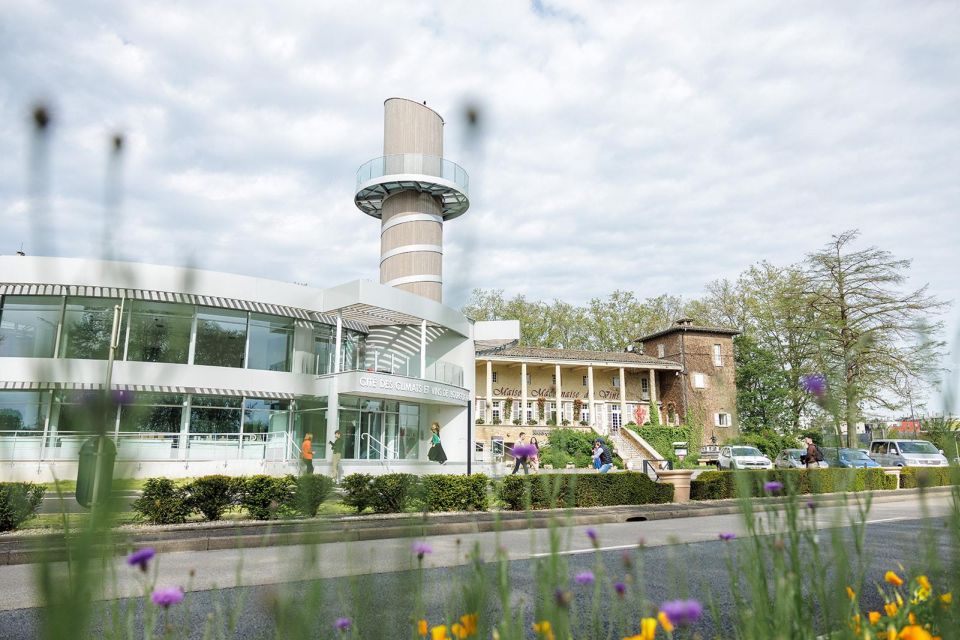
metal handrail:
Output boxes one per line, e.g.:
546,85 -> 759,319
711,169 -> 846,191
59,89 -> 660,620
360,432 -> 399,459
356,153 -> 469,193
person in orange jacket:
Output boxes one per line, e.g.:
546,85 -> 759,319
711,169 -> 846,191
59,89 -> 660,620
301,433 -> 314,475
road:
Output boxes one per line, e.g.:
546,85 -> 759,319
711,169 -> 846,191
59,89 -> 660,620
0,494 -> 954,638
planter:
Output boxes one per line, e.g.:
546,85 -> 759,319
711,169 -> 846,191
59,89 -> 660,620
880,466 -> 902,487
657,469 -> 695,503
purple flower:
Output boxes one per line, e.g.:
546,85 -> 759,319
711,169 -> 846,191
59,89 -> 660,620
660,599 -> 704,626
334,617 -> 352,631
614,581 -> 627,597
807,500 -> 817,511
718,533 -> 736,541
574,571 -> 595,586
112,389 -> 135,407
412,541 -> 432,559
126,547 -> 155,572
554,589 -> 572,608
512,443 -> 538,458
764,481 -> 784,494
586,528 -> 597,543
151,586 -> 184,608
801,374 -> 827,398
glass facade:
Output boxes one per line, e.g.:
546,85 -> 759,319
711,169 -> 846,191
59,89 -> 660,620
190,395 -> 242,435
60,297 -> 124,360
0,296 -> 62,357
0,390 -> 50,432
311,324 -> 336,374
247,314 -> 293,371
119,393 -> 184,433
337,396 -> 420,460
127,300 -> 193,364
194,307 -> 247,367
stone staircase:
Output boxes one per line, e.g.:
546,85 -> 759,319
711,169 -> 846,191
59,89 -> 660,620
604,427 -> 668,477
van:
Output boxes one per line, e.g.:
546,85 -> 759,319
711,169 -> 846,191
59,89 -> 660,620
868,439 -> 949,467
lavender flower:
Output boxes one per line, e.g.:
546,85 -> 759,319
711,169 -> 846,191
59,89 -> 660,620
512,443 -> 538,458
126,547 -> 155,572
660,599 -> 704,626
614,581 -> 627,597
151,586 -> 184,608
807,499 -> 817,511
334,617 -> 352,631
718,533 -> 736,541
574,571 -> 595,586
112,389 -> 135,407
801,374 -> 827,398
412,541 -> 432,559
586,528 -> 597,543
764,481 -> 784,494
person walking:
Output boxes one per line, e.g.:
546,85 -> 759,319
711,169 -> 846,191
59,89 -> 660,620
328,430 -> 343,483
528,437 -> 541,473
301,433 -> 314,475
803,436 -> 824,469
511,432 -> 529,475
593,438 -> 613,473
428,422 -> 447,464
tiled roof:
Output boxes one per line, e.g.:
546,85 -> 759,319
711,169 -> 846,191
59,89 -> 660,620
636,323 -> 739,342
475,345 -> 679,367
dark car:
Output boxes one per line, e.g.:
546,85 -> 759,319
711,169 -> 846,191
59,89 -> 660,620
822,447 -> 880,468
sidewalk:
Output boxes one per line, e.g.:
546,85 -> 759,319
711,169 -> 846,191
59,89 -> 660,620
1,486 -> 950,566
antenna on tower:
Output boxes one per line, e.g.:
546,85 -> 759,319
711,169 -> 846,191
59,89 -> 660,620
16,242 -> 26,256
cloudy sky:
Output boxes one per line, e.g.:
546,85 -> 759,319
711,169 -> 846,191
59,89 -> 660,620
2,1 -> 958,408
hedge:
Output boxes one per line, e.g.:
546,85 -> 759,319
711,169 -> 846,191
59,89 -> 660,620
690,468 -> 898,500
340,473 -> 490,513
0,482 -> 46,532
497,472 -> 673,511
900,467 -> 960,489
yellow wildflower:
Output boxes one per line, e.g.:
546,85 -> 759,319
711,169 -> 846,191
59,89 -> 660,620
851,613 -> 862,634
885,626 -> 897,640
884,602 -> 899,617
917,576 -> 932,592
532,620 -> 555,640
896,592 -> 904,607
657,611 -> 674,633
847,586 -> 857,600
635,617 -> 658,640
908,612 -> 916,625
898,625 -> 933,640
418,620 -> 428,637
939,592 -> 952,604
885,571 -> 904,587
868,611 -> 882,625
431,625 -> 450,640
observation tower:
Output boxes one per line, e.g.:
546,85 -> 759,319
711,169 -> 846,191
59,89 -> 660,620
354,98 -> 470,303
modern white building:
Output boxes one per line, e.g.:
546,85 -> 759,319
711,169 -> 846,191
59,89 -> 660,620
0,98 -> 488,481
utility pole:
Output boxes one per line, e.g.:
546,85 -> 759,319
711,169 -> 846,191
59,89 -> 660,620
89,295 -> 125,511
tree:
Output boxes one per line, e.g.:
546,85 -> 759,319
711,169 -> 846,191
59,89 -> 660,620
733,334 -> 792,433
804,230 -> 948,447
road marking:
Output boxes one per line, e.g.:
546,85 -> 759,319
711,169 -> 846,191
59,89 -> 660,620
530,543 -> 640,558
865,517 -> 911,524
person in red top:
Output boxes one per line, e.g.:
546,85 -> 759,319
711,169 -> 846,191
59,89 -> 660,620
301,433 -> 314,475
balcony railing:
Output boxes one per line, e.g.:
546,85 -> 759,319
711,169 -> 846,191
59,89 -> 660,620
356,154 -> 469,194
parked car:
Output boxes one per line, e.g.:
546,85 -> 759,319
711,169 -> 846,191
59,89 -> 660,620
774,449 -> 806,469
822,447 -> 879,468
718,446 -> 773,470
868,439 -> 949,467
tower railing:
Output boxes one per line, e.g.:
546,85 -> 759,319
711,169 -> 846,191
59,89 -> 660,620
356,153 -> 469,193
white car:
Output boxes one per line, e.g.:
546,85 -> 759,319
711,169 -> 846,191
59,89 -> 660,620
718,446 -> 773,470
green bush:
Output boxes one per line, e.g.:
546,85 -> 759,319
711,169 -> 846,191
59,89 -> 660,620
900,467 -> 960,489
420,474 -> 489,512
239,475 -> 296,520
341,473 -> 374,513
690,468 -> 899,500
0,482 -> 45,532
132,478 -> 192,524
185,475 -> 239,521
543,429 -> 618,469
369,473 -> 418,513
629,425 -> 689,459
293,474 -> 335,517
496,472 -> 673,511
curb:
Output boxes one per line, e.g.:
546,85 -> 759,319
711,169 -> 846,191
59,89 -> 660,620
1,486 -> 952,566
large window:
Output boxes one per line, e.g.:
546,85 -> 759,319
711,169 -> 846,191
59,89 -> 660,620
0,390 -> 50,432
49,390 -> 116,433
294,398 -> 327,457
311,324 -> 336,374
338,396 -> 419,460
247,314 -> 293,372
0,296 -> 62,358
340,329 -> 366,371
194,308 -> 247,368
60,297 -> 123,360
189,395 -> 242,435
118,393 -> 184,433
242,398 -> 290,437
127,301 -> 192,364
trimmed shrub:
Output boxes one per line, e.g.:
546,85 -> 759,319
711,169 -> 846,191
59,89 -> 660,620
369,473 -> 418,513
240,475 -> 296,520
900,467 -> 959,489
690,468 -> 899,500
185,475 -> 239,521
132,478 -> 192,525
0,482 -> 45,532
543,429 -> 619,469
293,474 -> 335,517
341,473 -> 375,513
420,474 -> 489,512
496,472 -> 673,511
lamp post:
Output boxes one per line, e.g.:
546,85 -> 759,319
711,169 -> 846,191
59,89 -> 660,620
88,296 -> 125,510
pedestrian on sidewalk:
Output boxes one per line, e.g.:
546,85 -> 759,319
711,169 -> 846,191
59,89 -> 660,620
594,438 -> 613,473
428,422 -> 447,464
528,437 -> 541,473
803,436 -> 824,469
328,430 -> 343,482
301,433 -> 314,475
511,432 -> 529,474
